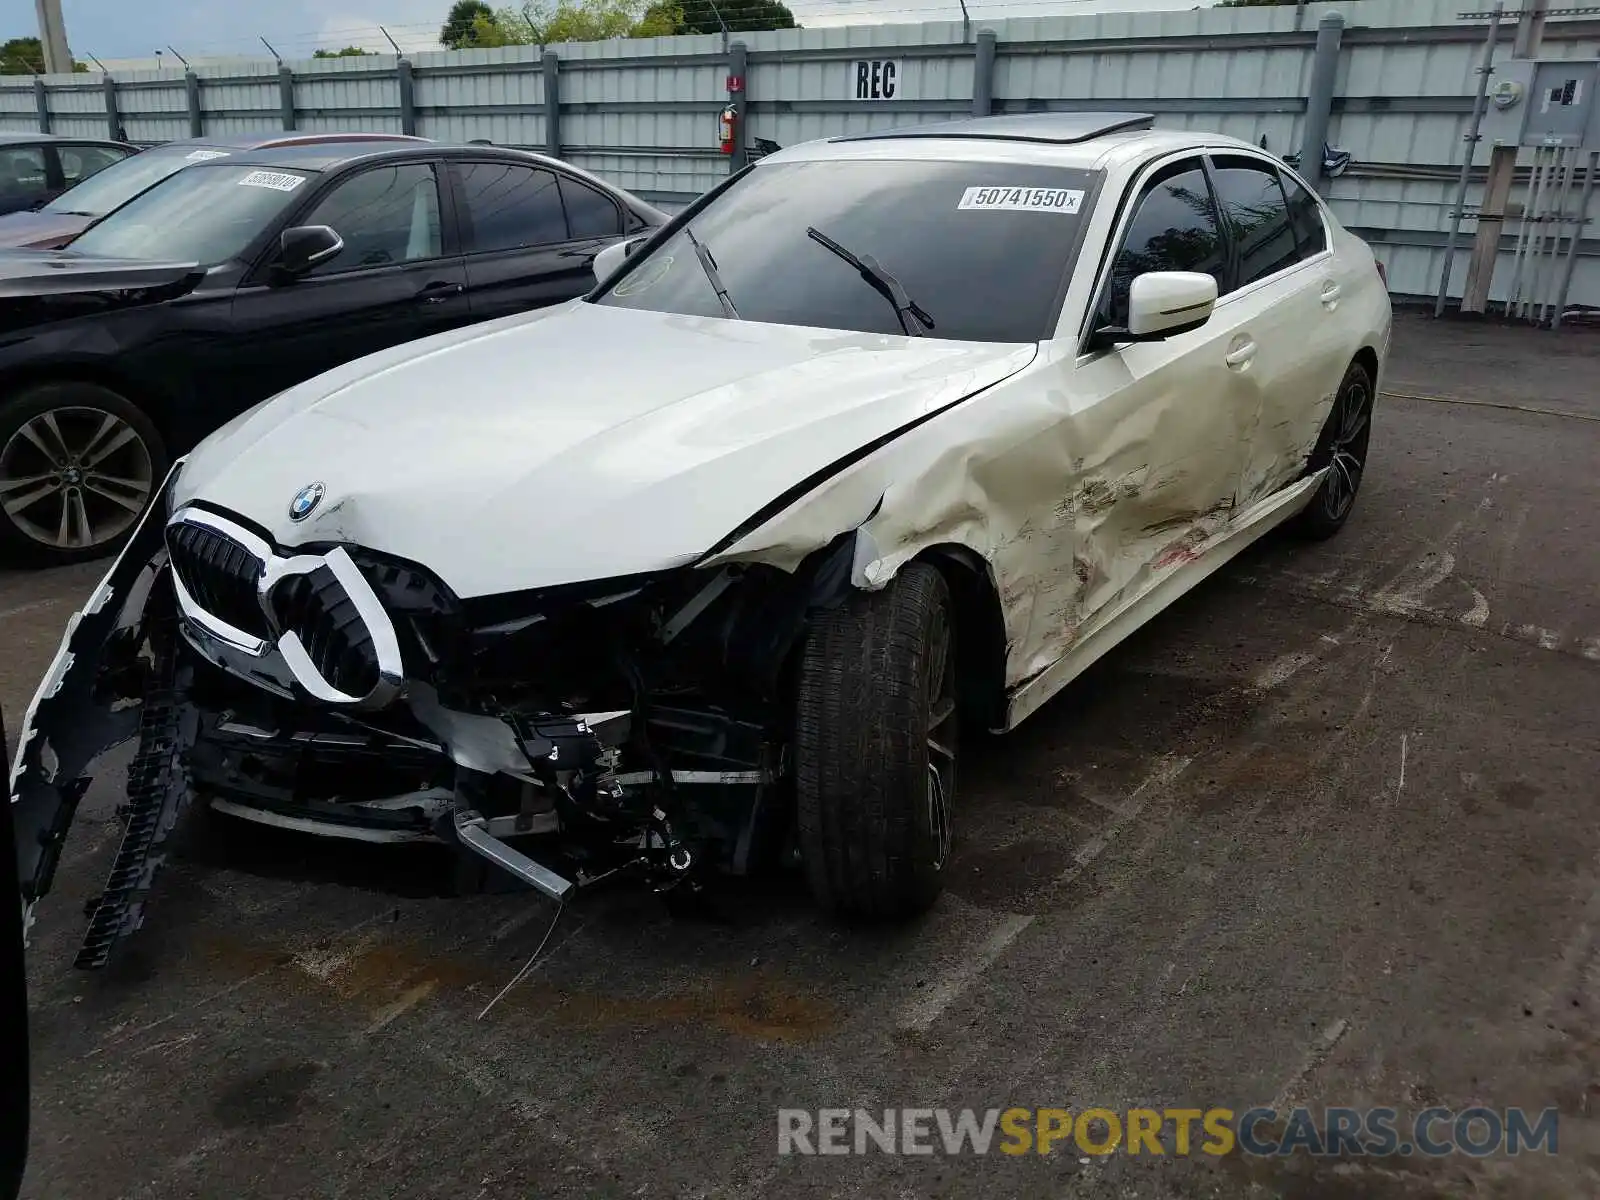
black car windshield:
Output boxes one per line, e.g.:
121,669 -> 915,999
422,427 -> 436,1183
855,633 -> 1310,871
595,158 -> 1099,342
69,163 -> 314,264
42,143 -> 236,218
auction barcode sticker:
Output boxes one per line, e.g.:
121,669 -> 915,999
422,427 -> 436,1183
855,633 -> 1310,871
238,170 -> 306,192
957,186 -> 1084,213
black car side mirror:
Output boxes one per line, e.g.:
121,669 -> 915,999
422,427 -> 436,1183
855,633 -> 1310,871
275,225 -> 344,279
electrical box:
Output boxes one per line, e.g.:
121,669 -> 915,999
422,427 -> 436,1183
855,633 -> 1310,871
1478,58 -> 1600,150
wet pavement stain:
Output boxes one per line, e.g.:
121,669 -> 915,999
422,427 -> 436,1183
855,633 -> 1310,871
211,1060 -> 320,1128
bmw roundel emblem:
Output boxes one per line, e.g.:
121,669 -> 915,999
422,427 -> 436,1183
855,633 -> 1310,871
289,482 -> 325,522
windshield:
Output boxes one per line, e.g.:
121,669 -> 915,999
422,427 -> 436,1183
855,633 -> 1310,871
595,158 -> 1099,342
69,163 -> 313,265
42,143 -> 236,218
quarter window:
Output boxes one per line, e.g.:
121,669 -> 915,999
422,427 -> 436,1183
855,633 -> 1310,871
457,161 -> 566,252
559,175 -> 622,239
1280,170 -> 1328,259
302,163 -> 443,275
1101,160 -> 1225,329
1209,155 -> 1300,290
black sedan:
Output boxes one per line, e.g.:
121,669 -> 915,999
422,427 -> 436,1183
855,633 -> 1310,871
0,132 -> 136,218
0,141 -> 665,565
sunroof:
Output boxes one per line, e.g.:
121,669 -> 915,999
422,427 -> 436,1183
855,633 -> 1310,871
831,112 -> 1155,146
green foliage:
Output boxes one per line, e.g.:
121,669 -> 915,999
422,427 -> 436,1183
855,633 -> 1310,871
447,0 -> 795,47
0,35 -> 87,73
313,46 -> 375,57
1,36 -> 43,74
441,0 -> 497,48
676,0 -> 797,34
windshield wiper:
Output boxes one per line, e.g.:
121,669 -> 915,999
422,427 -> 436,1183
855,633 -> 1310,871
682,226 -> 740,320
805,226 -> 934,337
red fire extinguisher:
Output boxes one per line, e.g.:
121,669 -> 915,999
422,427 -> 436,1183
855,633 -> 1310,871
719,104 -> 737,155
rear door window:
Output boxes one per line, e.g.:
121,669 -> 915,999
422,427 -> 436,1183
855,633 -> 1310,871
1208,155 -> 1301,291
1280,170 -> 1328,259
457,161 -> 567,252
1099,157 -> 1225,329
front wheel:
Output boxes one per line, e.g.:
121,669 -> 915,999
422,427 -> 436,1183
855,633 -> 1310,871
793,562 -> 958,921
1296,360 -> 1374,541
0,382 -> 167,567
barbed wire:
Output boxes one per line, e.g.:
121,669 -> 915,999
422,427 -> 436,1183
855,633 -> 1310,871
8,0 -> 1168,66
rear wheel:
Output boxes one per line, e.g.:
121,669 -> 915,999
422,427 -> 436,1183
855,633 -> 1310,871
794,562 -> 957,921
0,382 -> 167,566
1296,360 -> 1374,540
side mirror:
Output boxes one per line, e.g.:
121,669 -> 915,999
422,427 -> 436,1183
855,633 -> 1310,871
275,225 -> 343,278
592,235 -> 649,285
1124,271 -> 1217,340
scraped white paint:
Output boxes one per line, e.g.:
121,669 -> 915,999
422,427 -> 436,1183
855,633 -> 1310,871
1461,586 -> 1489,629
1254,650 -> 1317,692
1582,636 -> 1600,662
1371,550 -> 1456,617
1056,755 -> 1196,885
1272,1017 -> 1351,1112
365,979 -> 439,1034
1398,734 -> 1408,796
899,913 -> 1037,1034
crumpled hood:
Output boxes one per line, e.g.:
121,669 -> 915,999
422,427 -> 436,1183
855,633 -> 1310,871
176,301 -> 1036,597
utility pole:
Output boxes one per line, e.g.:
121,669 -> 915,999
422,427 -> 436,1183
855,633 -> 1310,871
34,0 -> 73,74
1459,0 -> 1548,313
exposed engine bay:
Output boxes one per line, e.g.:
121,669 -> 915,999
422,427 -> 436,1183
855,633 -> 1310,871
9,468 -> 858,968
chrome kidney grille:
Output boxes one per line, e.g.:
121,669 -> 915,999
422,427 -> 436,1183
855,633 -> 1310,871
165,506 -> 403,709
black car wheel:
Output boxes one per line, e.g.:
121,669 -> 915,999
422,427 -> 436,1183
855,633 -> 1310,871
794,562 -> 957,921
1297,360 -> 1374,541
0,382 -> 167,566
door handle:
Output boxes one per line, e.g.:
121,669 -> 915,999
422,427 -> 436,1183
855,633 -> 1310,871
1320,281 -> 1342,308
416,281 -> 464,304
1224,338 -> 1257,369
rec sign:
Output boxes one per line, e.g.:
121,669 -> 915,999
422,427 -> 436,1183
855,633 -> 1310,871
852,59 -> 902,101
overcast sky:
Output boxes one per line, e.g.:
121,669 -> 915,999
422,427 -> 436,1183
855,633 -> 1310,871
42,0 -> 1218,62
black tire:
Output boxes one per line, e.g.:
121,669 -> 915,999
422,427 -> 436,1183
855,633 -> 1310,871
1295,360 -> 1375,541
794,562 -> 958,921
0,381 -> 168,567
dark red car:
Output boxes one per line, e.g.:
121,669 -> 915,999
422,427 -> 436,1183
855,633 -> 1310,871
0,131 -> 429,250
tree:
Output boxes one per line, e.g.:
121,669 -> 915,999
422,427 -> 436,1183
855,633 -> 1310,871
313,46 -> 376,57
1,36 -> 43,74
1,35 -> 87,73
676,0 -> 796,34
441,0 -> 497,47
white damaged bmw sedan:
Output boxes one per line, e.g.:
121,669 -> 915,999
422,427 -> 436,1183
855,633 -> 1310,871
13,112 -> 1390,966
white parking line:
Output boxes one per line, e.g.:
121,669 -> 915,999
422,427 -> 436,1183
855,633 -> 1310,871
899,912 -> 1038,1034
897,754 -> 1197,1035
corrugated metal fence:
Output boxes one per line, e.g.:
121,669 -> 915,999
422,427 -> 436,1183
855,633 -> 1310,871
2,0 -> 1598,307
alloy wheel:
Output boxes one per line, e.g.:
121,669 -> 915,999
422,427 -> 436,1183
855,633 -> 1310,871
924,603 -> 957,872
1319,376 -> 1372,523
0,406 -> 154,551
